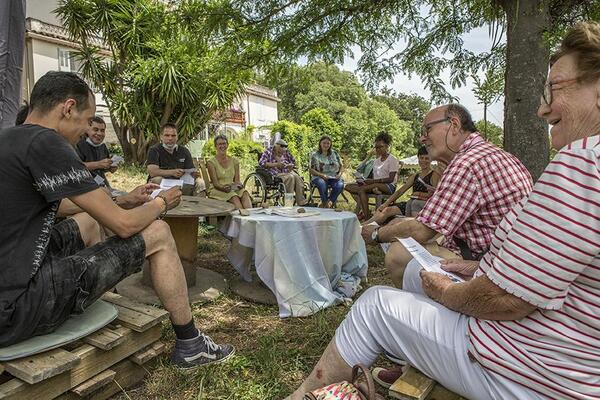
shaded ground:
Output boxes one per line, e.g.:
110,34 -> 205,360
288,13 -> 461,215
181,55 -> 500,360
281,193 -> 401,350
108,167 -> 396,399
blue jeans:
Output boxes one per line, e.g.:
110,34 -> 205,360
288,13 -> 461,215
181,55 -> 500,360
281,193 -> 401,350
311,177 -> 344,204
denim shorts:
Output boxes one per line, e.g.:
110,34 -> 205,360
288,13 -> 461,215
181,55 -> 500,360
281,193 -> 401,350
18,218 -> 146,341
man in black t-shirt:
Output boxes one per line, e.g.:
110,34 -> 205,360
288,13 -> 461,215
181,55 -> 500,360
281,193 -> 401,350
146,123 -> 201,196
0,71 -> 234,369
76,115 -> 116,188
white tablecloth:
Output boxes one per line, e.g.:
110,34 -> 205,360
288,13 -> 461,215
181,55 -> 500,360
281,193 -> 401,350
221,208 -> 368,317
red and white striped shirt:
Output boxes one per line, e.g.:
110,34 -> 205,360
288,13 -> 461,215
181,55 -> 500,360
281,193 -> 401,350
469,135 -> 600,399
417,133 -> 533,254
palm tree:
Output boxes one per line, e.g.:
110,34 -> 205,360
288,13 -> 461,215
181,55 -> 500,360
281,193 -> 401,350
56,0 -> 251,164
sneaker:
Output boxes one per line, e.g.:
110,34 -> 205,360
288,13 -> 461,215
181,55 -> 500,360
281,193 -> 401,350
170,332 -> 235,369
371,365 -> 406,388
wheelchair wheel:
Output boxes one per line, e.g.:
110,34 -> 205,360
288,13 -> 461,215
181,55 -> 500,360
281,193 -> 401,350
271,182 -> 286,206
243,173 -> 267,206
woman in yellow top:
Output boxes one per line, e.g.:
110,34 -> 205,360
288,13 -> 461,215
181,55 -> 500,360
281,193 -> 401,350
206,134 -> 252,209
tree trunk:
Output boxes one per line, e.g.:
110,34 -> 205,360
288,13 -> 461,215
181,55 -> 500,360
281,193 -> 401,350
501,0 -> 550,181
483,103 -> 488,139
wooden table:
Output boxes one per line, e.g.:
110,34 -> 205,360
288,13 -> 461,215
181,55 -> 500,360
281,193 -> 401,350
116,196 -> 234,305
159,196 -> 234,285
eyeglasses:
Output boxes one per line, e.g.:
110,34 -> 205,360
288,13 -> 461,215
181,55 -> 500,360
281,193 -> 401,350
540,77 -> 579,106
421,118 -> 450,137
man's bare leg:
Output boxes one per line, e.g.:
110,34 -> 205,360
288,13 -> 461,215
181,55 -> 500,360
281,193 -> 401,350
141,220 -> 191,324
140,220 -> 234,368
287,340 -> 352,400
70,212 -> 103,247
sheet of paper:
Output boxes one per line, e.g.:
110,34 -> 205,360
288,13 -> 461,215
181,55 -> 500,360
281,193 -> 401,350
181,173 -> 195,185
93,175 -> 105,186
150,189 -> 162,199
160,178 -> 183,189
111,155 -> 124,167
397,237 -> 464,282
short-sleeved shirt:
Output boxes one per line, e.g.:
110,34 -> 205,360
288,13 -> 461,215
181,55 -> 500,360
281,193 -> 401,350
372,154 -> 400,184
259,146 -> 296,175
0,124 -> 98,329
75,137 -> 110,186
416,133 -> 533,254
468,135 -> 600,400
146,143 -> 194,179
310,150 -> 342,177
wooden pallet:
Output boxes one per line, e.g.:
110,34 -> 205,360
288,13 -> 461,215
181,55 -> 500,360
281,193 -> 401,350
389,367 -> 466,400
0,293 -> 168,400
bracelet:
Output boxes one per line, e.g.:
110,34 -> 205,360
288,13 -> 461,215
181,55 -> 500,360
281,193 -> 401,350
156,195 -> 168,219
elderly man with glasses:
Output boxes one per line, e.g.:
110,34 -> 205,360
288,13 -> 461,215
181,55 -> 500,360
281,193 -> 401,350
363,104 -> 533,304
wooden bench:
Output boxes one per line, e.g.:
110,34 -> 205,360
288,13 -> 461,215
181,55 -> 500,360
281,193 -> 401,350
0,293 -> 168,400
388,366 -> 465,400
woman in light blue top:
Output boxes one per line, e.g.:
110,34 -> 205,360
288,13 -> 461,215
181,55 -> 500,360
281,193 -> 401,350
309,135 -> 344,208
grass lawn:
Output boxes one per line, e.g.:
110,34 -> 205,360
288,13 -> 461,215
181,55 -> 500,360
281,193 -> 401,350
107,166 -> 397,400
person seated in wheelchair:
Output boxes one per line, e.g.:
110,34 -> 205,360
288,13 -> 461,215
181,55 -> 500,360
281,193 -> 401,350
206,134 -> 252,210
309,135 -> 344,208
259,138 -> 308,206
363,146 -> 442,225
345,131 -> 400,220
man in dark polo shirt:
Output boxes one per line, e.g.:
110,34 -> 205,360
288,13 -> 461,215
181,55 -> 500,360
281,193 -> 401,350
147,123 -> 198,195
0,71 -> 234,369
76,115 -> 116,188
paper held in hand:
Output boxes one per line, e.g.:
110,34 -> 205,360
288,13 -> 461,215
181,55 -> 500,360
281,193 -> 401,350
397,237 -> 464,282
182,168 -> 196,185
149,178 -> 184,199
111,155 -> 124,167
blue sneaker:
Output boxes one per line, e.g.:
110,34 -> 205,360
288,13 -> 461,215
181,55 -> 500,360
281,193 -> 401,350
170,332 -> 235,369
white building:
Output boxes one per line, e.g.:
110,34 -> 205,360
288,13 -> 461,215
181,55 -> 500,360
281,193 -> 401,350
20,0 -> 280,150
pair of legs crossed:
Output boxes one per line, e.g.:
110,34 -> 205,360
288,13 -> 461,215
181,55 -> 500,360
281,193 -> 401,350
311,176 -> 344,207
345,182 -> 392,220
277,172 -> 307,205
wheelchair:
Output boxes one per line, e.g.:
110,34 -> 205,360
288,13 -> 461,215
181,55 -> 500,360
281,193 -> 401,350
243,166 -> 287,206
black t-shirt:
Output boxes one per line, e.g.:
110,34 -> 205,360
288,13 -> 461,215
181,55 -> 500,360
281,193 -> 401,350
75,137 -> 111,186
0,125 -> 98,326
146,143 -> 194,179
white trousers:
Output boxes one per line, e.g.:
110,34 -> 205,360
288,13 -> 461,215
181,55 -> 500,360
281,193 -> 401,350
334,268 -> 545,399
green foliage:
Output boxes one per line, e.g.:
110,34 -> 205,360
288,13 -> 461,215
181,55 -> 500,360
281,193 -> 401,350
476,120 -> 503,148
372,89 -> 431,149
300,108 -> 342,150
262,62 -> 416,160
55,0 -> 253,164
340,99 -> 414,162
270,120 -> 313,172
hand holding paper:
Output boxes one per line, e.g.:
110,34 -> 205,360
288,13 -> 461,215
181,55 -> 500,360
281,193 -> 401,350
397,237 -> 464,282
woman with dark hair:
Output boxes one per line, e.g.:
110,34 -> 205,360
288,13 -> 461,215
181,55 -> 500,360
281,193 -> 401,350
364,146 -> 441,224
345,131 -> 400,220
309,135 -> 344,208
206,134 -> 252,209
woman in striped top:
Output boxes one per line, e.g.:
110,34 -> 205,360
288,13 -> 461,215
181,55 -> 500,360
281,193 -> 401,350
285,21 -> 600,400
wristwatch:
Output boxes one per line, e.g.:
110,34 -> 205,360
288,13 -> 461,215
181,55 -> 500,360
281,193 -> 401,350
371,227 -> 381,243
